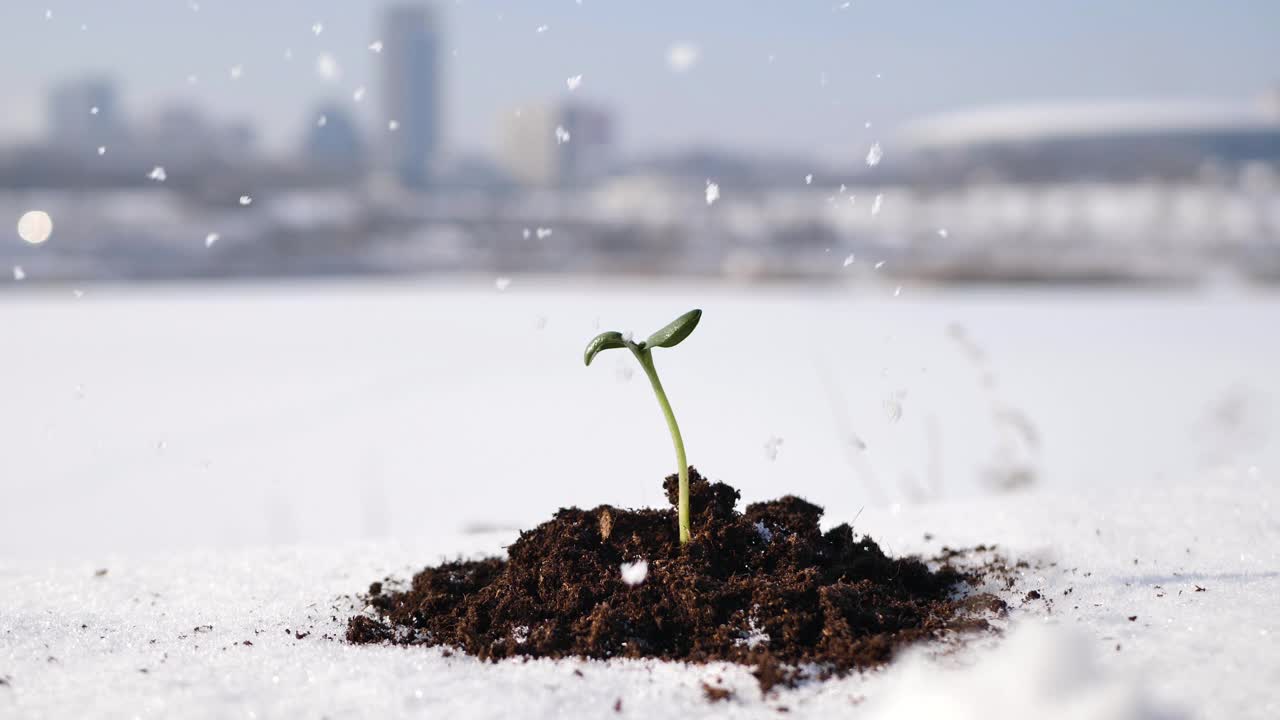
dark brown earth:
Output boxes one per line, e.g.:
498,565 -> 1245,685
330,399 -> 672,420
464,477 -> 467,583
347,468 -> 1003,690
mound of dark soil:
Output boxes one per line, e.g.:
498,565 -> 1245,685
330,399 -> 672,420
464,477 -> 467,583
347,469 -> 1001,690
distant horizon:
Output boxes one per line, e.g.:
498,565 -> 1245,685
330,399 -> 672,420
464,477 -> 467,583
2,1 -> 1277,165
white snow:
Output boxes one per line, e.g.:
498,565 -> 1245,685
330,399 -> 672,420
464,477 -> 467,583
705,181 -> 720,206
763,436 -> 784,461
315,53 -> 340,81
619,560 -> 648,586
753,521 -> 773,543
865,142 -> 883,167
666,43 -> 700,72
865,624 -> 1176,720
566,74 -> 583,91
554,126 -> 571,144
0,283 -> 1277,718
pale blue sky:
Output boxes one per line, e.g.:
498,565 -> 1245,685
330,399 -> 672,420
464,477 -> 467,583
2,0 -> 1277,161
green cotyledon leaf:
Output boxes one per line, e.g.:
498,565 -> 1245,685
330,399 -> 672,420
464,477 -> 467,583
645,309 -> 702,350
584,331 -> 627,366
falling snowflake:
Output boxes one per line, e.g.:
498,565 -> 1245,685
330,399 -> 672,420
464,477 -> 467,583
620,560 -> 648,586
283,48 -> 294,61
865,121 -> 872,129
368,40 -> 383,53
666,43 -> 700,72
186,74 -> 199,85
566,74 -> 583,91
147,166 -> 167,182
229,64 -> 244,80
874,260 -> 886,269
353,86 -> 366,102
96,146 -> 106,156
804,174 -> 813,185
937,228 -> 949,238
317,115 -> 327,127
554,125 -> 571,144
894,285 -> 902,297
763,436 -> 784,461
72,289 -> 84,299
89,106 -> 99,115
884,394 -> 904,423
535,227 -> 553,239
535,24 -> 549,33
17,211 -> 53,245
238,195 -> 253,206
871,193 -> 884,215
205,233 -> 219,248
315,53 -> 339,81
865,142 -> 883,167
12,266 -> 25,281
843,254 -> 855,267
311,22 -> 323,36
521,228 -> 531,239
388,120 -> 400,131
494,277 -> 512,291
705,181 -> 720,206
45,9 -> 53,20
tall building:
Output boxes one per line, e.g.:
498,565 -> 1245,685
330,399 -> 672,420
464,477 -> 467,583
500,101 -> 615,187
382,5 -> 442,188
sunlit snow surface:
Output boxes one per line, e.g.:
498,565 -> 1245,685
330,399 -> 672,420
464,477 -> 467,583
1,281 -> 1278,717
2,479 -> 1275,718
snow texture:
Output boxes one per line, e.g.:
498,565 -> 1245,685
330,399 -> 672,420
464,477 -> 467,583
1,285 -> 1278,717
3,476 -> 1273,718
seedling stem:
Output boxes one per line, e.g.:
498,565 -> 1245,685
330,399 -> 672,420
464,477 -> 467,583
583,309 -> 702,545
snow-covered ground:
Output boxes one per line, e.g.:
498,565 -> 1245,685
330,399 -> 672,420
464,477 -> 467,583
1,279 -> 1277,718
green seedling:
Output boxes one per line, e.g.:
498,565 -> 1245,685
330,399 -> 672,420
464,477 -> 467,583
584,309 -> 703,544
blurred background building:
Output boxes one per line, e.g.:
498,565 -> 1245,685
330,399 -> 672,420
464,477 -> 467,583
382,4 -> 442,188
1,2 -> 1278,286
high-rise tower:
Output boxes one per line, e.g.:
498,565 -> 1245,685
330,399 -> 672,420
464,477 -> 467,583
382,5 -> 442,188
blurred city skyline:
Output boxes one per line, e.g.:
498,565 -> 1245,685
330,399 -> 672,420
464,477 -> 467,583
2,1 -> 1278,163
